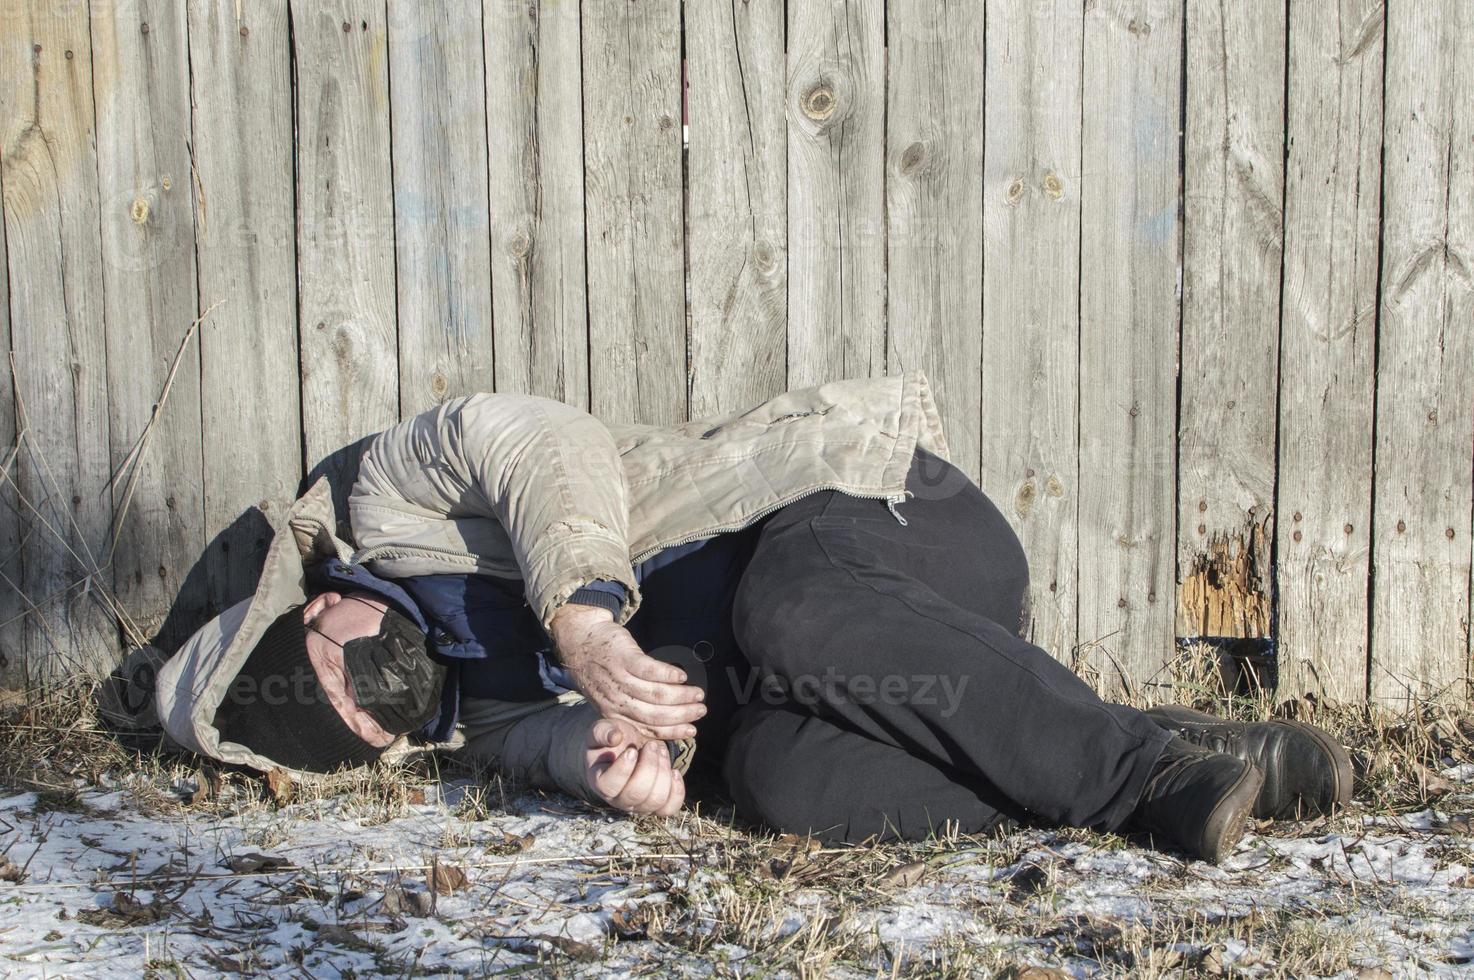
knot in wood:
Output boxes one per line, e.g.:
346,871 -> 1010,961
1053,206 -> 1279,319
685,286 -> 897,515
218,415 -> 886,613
801,85 -> 836,121
1042,171 -> 1064,200
130,197 -> 150,224
508,228 -> 532,258
1015,480 -> 1036,517
899,140 -> 930,177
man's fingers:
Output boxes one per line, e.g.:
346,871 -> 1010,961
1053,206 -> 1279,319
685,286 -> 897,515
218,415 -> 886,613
592,744 -> 638,799
588,719 -> 625,750
624,653 -> 689,686
643,768 -> 675,816
610,741 -> 666,811
655,771 -> 685,817
622,674 -> 706,707
615,696 -> 706,734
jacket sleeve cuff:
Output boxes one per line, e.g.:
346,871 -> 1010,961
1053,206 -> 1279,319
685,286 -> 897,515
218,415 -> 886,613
526,528 -> 641,631
566,579 -> 628,617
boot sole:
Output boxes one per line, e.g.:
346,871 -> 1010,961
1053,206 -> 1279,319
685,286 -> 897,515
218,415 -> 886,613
1201,762 -> 1264,864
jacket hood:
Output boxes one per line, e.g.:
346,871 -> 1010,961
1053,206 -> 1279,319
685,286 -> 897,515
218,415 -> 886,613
152,477 -> 393,775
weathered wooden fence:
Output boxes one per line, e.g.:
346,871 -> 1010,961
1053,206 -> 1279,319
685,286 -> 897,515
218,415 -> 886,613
0,0 -> 1469,706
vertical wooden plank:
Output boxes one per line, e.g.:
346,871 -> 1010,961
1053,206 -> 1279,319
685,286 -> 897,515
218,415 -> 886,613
1077,0 -> 1182,695
1176,0 -> 1285,648
293,0 -> 398,508
389,0 -> 494,416
0,75 -> 18,682
0,1 -> 114,682
1275,0 -> 1383,704
1370,0 -> 1473,706
787,0 -> 884,389
186,0 -> 301,617
686,0 -> 786,416
484,0 -> 588,407
92,0 -> 206,649
886,0 -> 985,483
979,0 -> 1083,656
581,0 -> 685,424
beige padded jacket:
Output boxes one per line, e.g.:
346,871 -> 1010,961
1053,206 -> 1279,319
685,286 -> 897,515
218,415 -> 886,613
348,372 -> 950,632
155,373 -> 950,790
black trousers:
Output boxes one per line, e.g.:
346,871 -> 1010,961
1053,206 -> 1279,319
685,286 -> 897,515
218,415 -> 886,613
628,447 -> 1172,844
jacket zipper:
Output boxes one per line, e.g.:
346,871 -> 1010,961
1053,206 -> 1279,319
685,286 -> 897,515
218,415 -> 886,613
629,486 -> 912,564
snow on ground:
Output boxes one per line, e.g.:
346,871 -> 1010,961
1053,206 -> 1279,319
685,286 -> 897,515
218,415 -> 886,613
2,768 -> 1473,977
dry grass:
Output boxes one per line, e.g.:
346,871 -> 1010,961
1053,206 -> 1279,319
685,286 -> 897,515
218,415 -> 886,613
1,670 -> 1472,977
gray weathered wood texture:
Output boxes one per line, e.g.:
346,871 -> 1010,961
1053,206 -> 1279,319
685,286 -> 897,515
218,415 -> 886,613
92,0 -> 207,650
980,0 -> 1082,656
885,0 -> 985,486
786,0 -> 886,390
292,0 -> 398,512
1176,0 -> 1284,655
1370,0 -> 1473,706
686,0 -> 787,417
1078,0 -> 1183,697
186,0 -> 302,618
0,1 -> 115,680
389,0 -> 495,416
1275,0 -> 1385,705
0,53 -> 18,679
0,0 -> 1470,705
484,0 -> 588,407
581,0 -> 685,425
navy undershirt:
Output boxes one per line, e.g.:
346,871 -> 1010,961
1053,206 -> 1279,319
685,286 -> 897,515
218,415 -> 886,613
328,533 -> 754,741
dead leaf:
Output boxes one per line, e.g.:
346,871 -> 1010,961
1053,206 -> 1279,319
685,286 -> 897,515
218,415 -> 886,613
380,884 -> 411,917
77,891 -> 171,927
407,787 -> 428,805
880,861 -> 926,889
773,833 -> 821,855
200,952 -> 254,974
490,832 -> 536,855
1201,948 -> 1227,975
0,857 -> 25,884
314,923 -> 378,952
1416,763 -> 1454,798
188,765 -> 223,805
383,883 -> 434,917
225,852 -> 296,874
1355,967 -> 1395,980
542,935 -> 602,961
264,767 -> 293,805
1148,948 -> 1187,970
1437,813 -> 1472,834
608,904 -> 652,940
428,860 -> 469,895
1009,967 -> 1071,980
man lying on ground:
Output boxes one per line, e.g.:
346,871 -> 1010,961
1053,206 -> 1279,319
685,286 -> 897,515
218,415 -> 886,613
120,374 -> 1352,863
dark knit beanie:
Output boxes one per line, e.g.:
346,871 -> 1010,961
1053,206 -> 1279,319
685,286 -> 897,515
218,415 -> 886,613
212,607 -> 384,773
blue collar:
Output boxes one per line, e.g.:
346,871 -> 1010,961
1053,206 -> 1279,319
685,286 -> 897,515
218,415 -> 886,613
305,558 -> 431,635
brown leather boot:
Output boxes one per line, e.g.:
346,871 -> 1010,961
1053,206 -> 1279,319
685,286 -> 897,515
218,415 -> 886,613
1144,705 -> 1353,820
1126,736 -> 1263,864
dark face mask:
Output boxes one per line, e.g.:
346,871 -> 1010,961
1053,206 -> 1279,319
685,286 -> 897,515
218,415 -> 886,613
309,598 -> 446,735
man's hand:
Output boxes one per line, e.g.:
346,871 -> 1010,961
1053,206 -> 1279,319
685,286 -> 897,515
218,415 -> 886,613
549,604 -> 705,740
583,717 -> 685,816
